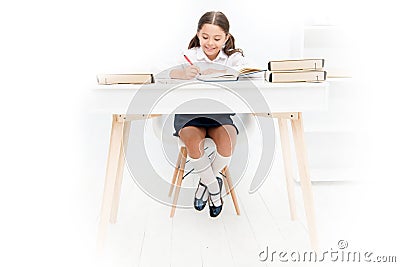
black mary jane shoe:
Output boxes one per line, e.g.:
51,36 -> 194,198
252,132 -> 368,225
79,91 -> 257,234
194,181 -> 208,211
208,177 -> 223,218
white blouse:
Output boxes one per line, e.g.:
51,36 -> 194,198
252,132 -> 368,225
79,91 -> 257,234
181,47 -> 247,71
156,47 -> 249,79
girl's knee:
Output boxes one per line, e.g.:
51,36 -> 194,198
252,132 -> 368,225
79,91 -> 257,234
214,139 -> 235,157
220,146 -> 235,156
179,128 -> 206,158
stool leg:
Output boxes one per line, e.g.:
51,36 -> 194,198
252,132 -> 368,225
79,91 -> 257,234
170,147 -> 187,217
169,147 -> 183,197
278,118 -> 298,221
223,170 -> 231,195
222,167 -> 240,215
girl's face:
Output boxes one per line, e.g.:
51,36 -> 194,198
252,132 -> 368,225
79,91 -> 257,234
197,23 -> 229,61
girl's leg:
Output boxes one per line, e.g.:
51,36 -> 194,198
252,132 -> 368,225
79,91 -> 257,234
179,126 -> 214,207
207,124 -> 237,171
206,125 -> 237,207
179,126 -> 206,158
207,125 -> 237,156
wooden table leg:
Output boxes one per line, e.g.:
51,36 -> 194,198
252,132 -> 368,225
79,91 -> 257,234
291,112 -> 318,250
277,118 -> 298,221
110,120 -> 131,224
97,114 -> 124,251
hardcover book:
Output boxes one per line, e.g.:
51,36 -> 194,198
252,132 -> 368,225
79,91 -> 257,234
267,70 -> 327,83
268,59 -> 324,71
97,74 -> 154,85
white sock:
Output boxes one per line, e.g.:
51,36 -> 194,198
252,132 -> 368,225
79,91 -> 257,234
191,154 -> 220,203
208,151 -> 231,207
211,151 -> 232,178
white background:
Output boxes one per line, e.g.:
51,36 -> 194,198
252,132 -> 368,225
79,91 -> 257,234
1,0 -> 399,266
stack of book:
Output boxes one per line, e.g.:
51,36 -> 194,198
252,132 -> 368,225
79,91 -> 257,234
266,59 -> 326,83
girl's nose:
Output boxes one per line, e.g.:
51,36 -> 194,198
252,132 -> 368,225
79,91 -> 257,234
206,39 -> 214,46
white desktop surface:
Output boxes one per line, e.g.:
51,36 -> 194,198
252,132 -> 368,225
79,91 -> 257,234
89,78 -> 329,114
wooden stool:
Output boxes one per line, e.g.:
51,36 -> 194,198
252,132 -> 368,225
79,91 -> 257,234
169,146 -> 241,217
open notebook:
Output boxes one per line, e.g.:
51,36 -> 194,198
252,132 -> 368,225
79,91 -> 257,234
196,68 -> 267,82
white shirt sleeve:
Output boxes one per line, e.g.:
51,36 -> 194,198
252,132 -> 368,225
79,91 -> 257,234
226,52 -> 248,71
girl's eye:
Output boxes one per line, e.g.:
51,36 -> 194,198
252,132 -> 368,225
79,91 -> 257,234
202,36 -> 208,39
215,39 -> 220,42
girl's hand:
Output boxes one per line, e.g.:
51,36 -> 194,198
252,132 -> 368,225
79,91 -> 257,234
184,65 -> 200,79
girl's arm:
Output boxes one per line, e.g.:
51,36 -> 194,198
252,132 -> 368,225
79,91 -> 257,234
170,65 -> 200,79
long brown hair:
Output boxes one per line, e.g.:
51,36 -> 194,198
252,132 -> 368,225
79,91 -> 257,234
188,11 -> 243,57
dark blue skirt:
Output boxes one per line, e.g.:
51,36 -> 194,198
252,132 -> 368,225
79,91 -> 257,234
173,114 -> 239,137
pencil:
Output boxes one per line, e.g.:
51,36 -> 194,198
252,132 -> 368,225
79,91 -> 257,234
183,54 -> 193,65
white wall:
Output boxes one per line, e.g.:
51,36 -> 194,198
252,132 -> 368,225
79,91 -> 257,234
85,0 -> 311,76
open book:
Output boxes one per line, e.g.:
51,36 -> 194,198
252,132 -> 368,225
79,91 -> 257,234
196,68 -> 267,82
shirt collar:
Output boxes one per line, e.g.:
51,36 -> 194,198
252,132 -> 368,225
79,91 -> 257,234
196,47 -> 228,62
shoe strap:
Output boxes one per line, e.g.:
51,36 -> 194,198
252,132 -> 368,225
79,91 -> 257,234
208,191 -> 222,207
215,177 -> 223,190
196,181 -> 208,200
199,181 -> 207,188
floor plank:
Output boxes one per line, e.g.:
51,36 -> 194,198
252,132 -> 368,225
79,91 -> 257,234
198,214 -> 235,267
138,202 -> 173,267
97,170 -> 151,267
170,209 -> 203,267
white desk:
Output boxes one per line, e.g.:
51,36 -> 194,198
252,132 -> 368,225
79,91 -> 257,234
91,78 -> 329,251
91,79 -> 328,114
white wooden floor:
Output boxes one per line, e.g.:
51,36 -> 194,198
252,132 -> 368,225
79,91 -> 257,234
90,152 -> 367,267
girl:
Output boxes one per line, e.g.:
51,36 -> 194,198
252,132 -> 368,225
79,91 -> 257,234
170,11 -> 246,218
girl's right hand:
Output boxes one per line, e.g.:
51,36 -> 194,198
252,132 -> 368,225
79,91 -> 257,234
184,65 -> 200,79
